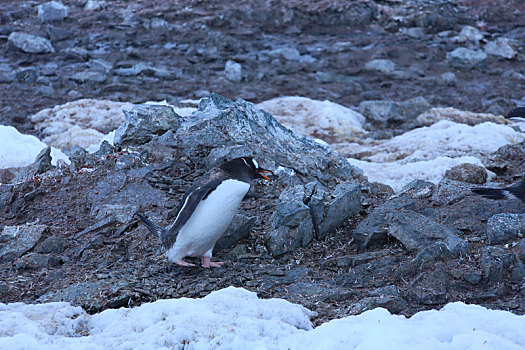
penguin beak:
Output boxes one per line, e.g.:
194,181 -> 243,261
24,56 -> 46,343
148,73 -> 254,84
258,169 -> 273,181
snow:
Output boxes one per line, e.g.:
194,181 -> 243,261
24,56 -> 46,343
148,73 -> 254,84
30,99 -> 133,151
0,287 -> 523,350
257,96 -> 366,143
0,125 -> 69,169
346,120 -> 525,191
417,107 -> 507,126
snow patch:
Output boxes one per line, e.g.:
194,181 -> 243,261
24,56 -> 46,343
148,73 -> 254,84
258,96 -> 365,143
0,288 -> 524,349
0,125 -> 69,169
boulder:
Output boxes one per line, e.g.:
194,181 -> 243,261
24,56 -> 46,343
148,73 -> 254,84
224,60 -> 242,83
444,163 -> 487,184
8,32 -> 54,54
484,38 -> 517,59
486,213 -> 525,245
38,1 -> 68,23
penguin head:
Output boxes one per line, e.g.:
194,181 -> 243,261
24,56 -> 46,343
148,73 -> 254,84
506,107 -> 525,121
220,157 -> 273,181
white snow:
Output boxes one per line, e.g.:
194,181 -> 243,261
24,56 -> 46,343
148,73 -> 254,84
0,125 -> 69,169
257,96 -> 366,143
0,287 -> 523,350
346,120 -> 525,191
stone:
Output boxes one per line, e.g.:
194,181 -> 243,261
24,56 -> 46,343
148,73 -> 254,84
84,0 -> 106,11
364,59 -> 396,73
0,223 -> 48,263
441,72 -> 456,85
61,47 -> 90,61
113,104 -> 180,147
354,201 -> 468,255
8,32 -> 54,54
115,62 -> 154,77
351,295 -> 408,314
479,246 -> 515,282
446,47 -> 487,69
397,96 -> 431,122
486,213 -> 525,245
70,71 -> 107,84
46,25 -> 72,41
224,60 -> 242,83
151,18 -> 169,29
38,1 -> 68,23
15,67 -> 39,83
359,100 -> 402,124
266,185 -> 314,257
517,239 -> 525,263
36,236 -> 67,254
453,26 -> 483,44
484,38 -> 517,59
30,146 -> 54,175
264,47 -> 315,64
444,163 -> 487,184
93,204 -> 139,224
15,253 -> 63,270
37,281 -> 117,312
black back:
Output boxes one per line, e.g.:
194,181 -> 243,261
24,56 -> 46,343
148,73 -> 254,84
506,107 -> 525,119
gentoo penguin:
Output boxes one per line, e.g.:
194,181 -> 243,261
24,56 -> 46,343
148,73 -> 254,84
137,157 -> 273,268
472,177 -> 525,203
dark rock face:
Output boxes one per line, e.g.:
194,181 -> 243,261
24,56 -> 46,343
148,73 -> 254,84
486,213 -> 525,245
0,223 -> 47,263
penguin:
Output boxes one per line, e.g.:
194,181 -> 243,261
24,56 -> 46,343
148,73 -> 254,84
137,157 -> 273,268
471,177 -> 525,203
505,107 -> 525,121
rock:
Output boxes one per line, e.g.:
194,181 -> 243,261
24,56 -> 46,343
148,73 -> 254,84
410,265 -> 449,305
484,38 -> 517,59
36,236 -> 67,254
479,246 -> 516,282
453,26 -> 483,44
264,47 -> 315,64
93,204 -> 139,224
354,197 -> 468,255
38,1 -> 68,23
315,182 -> 361,239
8,32 -> 54,54
115,62 -> 154,77
0,223 -> 48,263
113,104 -> 180,147
444,163 -> 487,184
84,0 -> 106,11
440,72 -> 456,85
351,294 -> 408,314
15,253 -> 63,270
397,96 -> 431,122
150,18 -> 169,29
486,213 -> 525,245
395,242 -> 452,280
517,239 -> 525,262
335,256 -> 401,288
215,215 -> 256,252
464,270 -> 482,285
30,146 -> 54,175
15,67 -> 39,83
364,59 -> 396,73
61,47 -> 90,61
37,281 -> 116,312
45,25 -> 71,41
324,251 -> 384,269
266,185 -> 314,257
70,71 -> 107,84
224,60 -> 242,83
402,27 -> 426,39
446,47 -> 487,69
359,100 -> 401,124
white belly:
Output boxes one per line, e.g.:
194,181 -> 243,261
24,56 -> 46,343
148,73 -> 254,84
166,179 -> 250,262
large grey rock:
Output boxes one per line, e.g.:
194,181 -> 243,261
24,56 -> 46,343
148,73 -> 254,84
446,47 -> 487,69
38,1 -> 68,22
444,163 -> 487,184
486,213 -> 525,245
224,60 -> 242,83
484,38 -> 517,59
354,185 -> 468,255
114,104 -> 180,147
175,94 -> 359,185
215,215 -> 256,252
266,180 -> 361,256
0,223 -> 47,262
8,32 -> 54,54
453,26 -> 483,44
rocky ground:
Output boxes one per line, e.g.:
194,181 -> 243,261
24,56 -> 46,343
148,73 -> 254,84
1,0 -> 525,325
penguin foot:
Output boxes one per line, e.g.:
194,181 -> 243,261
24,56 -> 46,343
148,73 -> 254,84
175,259 -> 196,267
201,257 -> 224,268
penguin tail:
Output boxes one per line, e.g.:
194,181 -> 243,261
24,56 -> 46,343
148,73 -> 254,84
471,187 -> 511,200
136,213 -> 165,239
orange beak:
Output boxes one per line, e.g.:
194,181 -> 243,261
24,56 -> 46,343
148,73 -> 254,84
258,170 -> 273,181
